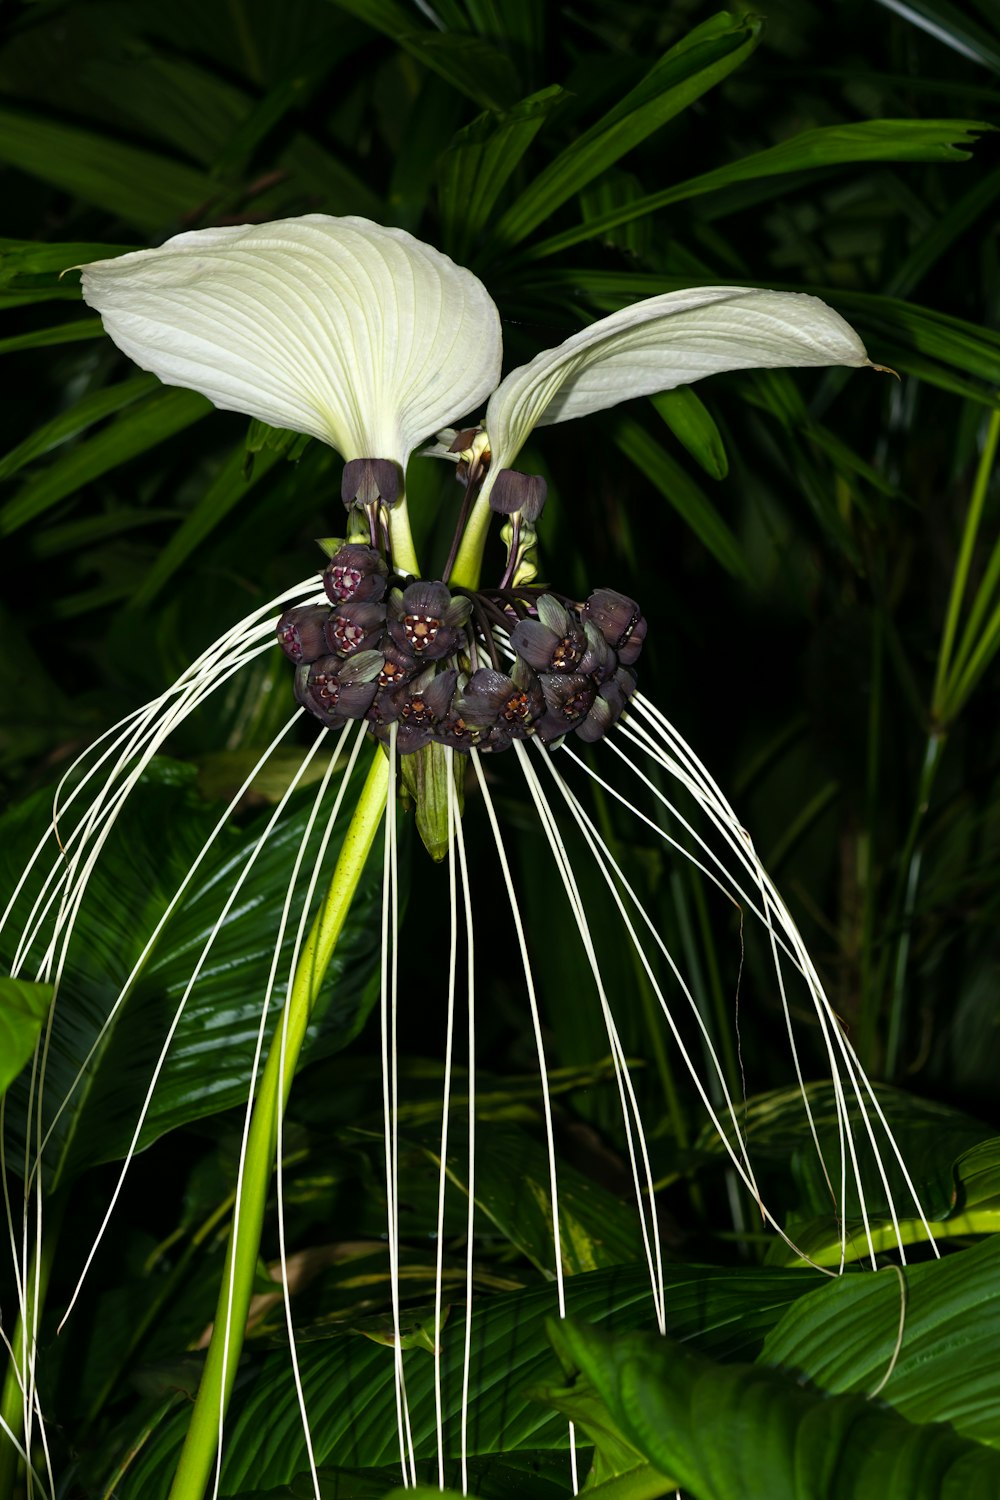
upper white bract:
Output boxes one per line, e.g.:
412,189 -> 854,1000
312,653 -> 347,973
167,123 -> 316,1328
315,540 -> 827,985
79,215 -> 503,469
79,213 -> 870,483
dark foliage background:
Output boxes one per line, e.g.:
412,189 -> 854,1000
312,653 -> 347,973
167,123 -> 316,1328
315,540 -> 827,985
1,0 -> 999,1495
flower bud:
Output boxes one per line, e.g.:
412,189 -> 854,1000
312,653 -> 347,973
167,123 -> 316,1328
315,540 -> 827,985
535,672 -> 596,743
584,588 -> 646,666
341,457 -> 400,510
323,543 -> 388,604
323,600 -> 387,657
488,469 -> 547,523
387,581 -> 469,661
276,604 -> 331,664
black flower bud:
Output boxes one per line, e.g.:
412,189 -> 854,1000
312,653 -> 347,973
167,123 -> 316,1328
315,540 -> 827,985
584,589 -> 646,666
323,543 -> 388,604
323,600 -> 387,658
389,667 -> 458,753
488,469 -> 547,523
535,672 -> 597,744
341,458 -> 400,510
296,653 -> 380,728
276,605 -> 331,664
387,581 -> 471,661
509,597 -> 587,674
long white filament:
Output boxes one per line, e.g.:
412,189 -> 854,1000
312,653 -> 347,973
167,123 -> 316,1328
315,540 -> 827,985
434,762 -> 459,1490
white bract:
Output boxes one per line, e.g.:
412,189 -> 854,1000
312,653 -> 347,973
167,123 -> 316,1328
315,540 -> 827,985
81,213 -> 869,520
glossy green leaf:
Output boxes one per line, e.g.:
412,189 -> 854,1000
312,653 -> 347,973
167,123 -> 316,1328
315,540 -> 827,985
110,1261 -> 822,1496
488,11 -> 763,251
0,108 -> 215,231
762,1233 -> 1000,1447
0,977 -> 52,1095
414,1123 -> 645,1275
0,757 -> 386,1186
544,1312 -> 1000,1499
438,87 -> 568,260
0,387 -> 211,536
612,415 -> 751,582
526,118 -> 991,259
0,373 -> 158,483
875,0 -> 1000,73
237,1452 -> 573,1500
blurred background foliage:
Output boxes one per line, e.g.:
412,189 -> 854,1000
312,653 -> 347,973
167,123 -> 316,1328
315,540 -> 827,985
1,0 -> 1000,1494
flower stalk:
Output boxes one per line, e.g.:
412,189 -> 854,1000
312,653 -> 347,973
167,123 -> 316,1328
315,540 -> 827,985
167,749 -> 389,1500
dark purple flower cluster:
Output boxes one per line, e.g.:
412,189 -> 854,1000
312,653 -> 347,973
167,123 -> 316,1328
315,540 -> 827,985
276,544 -> 646,755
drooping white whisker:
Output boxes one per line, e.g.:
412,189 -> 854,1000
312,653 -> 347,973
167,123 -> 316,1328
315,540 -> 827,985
450,766 -> 476,1499
58,722 -> 339,1335
469,751 -> 578,1494
0,1408 -> 49,1500
594,701 -> 937,1261
381,729 -> 416,1488
516,742 -> 666,1334
434,758 -> 460,1491
272,731 -> 370,1500
213,722 -> 371,1499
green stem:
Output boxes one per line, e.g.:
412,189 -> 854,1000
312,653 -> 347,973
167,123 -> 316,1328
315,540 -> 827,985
388,495 -> 421,578
0,1192 -> 65,1500
447,491 -> 491,590
167,750 -> 390,1500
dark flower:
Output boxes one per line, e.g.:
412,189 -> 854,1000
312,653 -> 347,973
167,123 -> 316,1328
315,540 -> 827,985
387,582 -> 471,661
323,600 -> 387,657
584,588 -> 647,666
535,672 -> 597,743
322,542 -> 388,604
275,604 -> 330,664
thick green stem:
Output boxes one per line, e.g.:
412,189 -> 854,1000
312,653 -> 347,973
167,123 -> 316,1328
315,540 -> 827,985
168,750 -> 389,1500
388,495 -> 421,578
0,1192 -> 64,1500
447,491 -> 491,590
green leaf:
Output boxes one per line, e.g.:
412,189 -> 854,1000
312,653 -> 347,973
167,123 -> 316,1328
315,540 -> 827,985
612,415 -> 751,582
762,1233 -> 1000,1448
488,11 -> 763,251
1,758 -> 386,1186
544,1312 -> 1000,1499
0,387 -> 211,537
0,977 -> 52,1096
109,1261 -> 822,1496
414,1123 -> 645,1275
321,0 -> 519,110
0,373 -> 159,483
438,87 -> 568,260
237,1452 -> 574,1500
526,119 -> 992,259
0,318 -> 104,355
875,0 -> 1000,73
0,107 -> 216,231
650,388 -> 728,480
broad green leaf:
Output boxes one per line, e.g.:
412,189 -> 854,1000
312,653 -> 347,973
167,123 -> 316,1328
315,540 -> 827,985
0,108 -> 215,231
650,388 -> 728,480
321,0 -> 519,110
0,372 -> 158,483
438,87 -> 568,260
231,1452 -> 574,1500
762,1233 -> 1000,1448
612,415 -> 750,581
414,1123 -> 645,1275
0,387 -> 211,537
1,757 -> 386,1186
0,977 -> 52,1095
526,119 -> 991,260
488,11 -> 763,251
543,1316 -> 1000,1499
0,239 -> 134,287
110,1261 -> 822,1496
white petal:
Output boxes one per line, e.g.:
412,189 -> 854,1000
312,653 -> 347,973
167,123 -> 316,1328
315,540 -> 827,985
484,287 -> 868,471
79,215 -> 503,467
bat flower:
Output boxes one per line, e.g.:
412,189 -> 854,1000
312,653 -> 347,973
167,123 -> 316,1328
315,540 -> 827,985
2,215 -> 936,1500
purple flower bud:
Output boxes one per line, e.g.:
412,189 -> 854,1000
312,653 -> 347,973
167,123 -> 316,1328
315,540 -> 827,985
584,589 -> 646,665
457,663 -> 544,740
276,605 -> 330,664
341,458 -> 400,510
388,581 -> 468,661
488,469 -> 547,523
296,655 -> 379,727
388,667 -> 458,753
323,543 -> 388,604
510,616 -> 587,674
323,601 -> 387,658
535,673 -> 597,743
